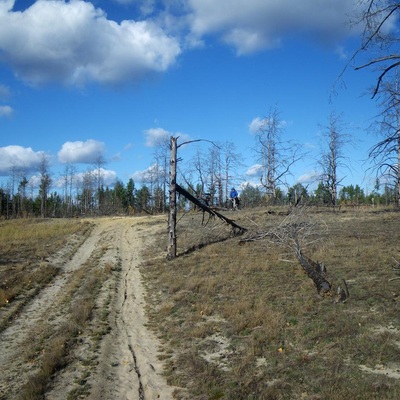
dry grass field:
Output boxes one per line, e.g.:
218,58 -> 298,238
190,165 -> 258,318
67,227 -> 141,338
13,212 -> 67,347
0,218 -> 93,331
0,207 -> 399,399
141,206 -> 400,399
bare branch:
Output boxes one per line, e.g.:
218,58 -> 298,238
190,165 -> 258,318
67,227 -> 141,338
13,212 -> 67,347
369,61 -> 400,98
177,138 -> 220,149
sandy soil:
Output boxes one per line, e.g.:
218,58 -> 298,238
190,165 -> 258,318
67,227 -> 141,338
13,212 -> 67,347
0,216 -> 174,400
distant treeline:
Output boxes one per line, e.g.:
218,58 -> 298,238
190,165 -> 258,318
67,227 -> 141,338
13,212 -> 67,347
0,178 -> 398,219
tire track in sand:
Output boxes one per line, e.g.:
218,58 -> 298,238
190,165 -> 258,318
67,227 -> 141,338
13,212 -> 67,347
86,217 -> 174,400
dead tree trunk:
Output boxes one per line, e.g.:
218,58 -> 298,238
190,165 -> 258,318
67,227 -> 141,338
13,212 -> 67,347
167,137 -> 178,259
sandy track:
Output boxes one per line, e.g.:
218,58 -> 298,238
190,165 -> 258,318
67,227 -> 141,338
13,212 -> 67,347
85,217 -> 174,400
0,216 -> 174,400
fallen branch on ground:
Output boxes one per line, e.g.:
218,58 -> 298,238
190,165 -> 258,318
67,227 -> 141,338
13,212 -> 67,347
240,205 -> 349,301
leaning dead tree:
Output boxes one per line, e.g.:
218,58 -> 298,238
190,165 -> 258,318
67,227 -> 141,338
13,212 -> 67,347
176,184 -> 247,233
167,136 -> 247,259
241,205 -> 349,302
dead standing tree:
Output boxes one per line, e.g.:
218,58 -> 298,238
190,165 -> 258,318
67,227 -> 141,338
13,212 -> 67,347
241,205 -> 349,302
167,136 -> 178,259
341,1 -> 400,206
167,136 -> 247,259
254,106 -> 304,204
318,112 -> 351,207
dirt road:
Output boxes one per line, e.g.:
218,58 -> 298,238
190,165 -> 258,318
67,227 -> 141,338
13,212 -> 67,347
0,216 -> 174,400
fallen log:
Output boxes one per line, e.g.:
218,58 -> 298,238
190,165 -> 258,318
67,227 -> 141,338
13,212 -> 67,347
239,205 -> 349,301
295,250 -> 332,295
295,248 -> 349,302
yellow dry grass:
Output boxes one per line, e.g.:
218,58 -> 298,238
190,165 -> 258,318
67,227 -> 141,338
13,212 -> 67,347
142,206 -> 400,400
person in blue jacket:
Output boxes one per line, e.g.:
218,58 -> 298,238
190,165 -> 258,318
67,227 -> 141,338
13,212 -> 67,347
230,187 -> 240,209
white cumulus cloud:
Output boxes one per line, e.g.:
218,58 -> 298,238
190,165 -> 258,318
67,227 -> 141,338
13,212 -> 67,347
249,117 -> 264,134
187,0 -> 363,54
144,128 -> 170,147
246,163 -> 263,177
0,145 -> 44,176
0,0 -> 367,87
144,127 -> 191,147
130,163 -> 157,183
58,139 -> 106,164
297,170 -> 321,184
0,0 -> 181,86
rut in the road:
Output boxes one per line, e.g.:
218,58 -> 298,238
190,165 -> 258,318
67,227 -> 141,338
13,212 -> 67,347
129,343 -> 145,400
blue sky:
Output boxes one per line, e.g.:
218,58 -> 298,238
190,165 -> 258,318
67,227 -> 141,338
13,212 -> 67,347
0,0 -> 385,195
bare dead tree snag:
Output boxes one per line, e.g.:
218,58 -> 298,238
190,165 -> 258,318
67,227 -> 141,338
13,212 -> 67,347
254,106 -> 305,204
167,136 -> 247,259
167,137 -> 178,260
317,111 -> 352,207
341,2 -> 400,207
